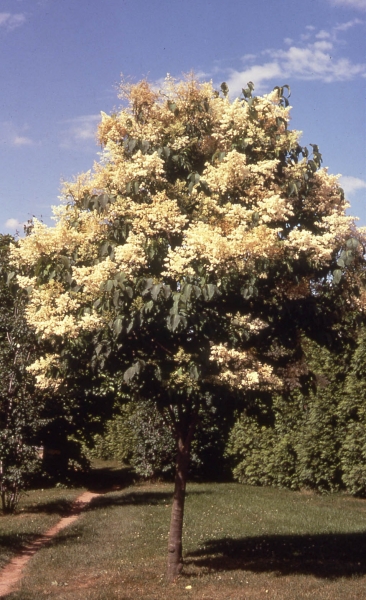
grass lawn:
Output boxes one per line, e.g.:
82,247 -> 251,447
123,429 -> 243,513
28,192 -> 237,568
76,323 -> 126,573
2,462 -> 366,599
0,486 -> 85,571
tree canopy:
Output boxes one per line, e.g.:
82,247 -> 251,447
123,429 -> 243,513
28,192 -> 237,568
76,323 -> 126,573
11,76 -> 366,579
0,234 -> 44,512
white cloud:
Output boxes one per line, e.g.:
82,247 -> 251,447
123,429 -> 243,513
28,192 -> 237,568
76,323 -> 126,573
13,135 -> 33,146
334,18 -> 364,31
0,122 -> 35,147
340,176 -> 366,196
226,63 -> 283,96
0,13 -> 26,31
222,20 -> 365,96
59,115 -> 100,149
241,53 -> 257,62
316,30 -> 332,39
269,42 -> 364,82
329,0 -> 366,10
5,218 -> 24,231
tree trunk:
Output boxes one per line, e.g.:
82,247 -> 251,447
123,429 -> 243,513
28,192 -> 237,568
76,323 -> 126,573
167,433 -> 190,582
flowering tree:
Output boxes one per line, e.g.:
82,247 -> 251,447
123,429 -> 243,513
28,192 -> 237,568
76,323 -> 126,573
0,234 -> 45,513
12,76 -> 365,579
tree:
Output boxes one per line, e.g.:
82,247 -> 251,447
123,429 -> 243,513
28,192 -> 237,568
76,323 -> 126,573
0,234 -> 112,510
11,76 -> 365,579
339,325 -> 366,494
226,335 -> 357,493
0,234 -> 45,513
91,397 -> 233,480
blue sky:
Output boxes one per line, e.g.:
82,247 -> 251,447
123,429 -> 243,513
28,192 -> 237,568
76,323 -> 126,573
1,0 -> 365,234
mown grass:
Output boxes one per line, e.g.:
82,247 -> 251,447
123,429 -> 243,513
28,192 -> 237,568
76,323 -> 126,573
0,486 -> 85,572
3,462 -> 366,599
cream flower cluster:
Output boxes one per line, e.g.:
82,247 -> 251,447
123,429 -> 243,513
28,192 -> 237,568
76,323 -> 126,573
203,150 -> 250,194
114,232 -> 147,276
163,222 -> 282,278
284,211 -> 354,264
257,194 -> 294,223
229,313 -> 268,334
11,75 -> 364,394
27,354 -> 62,391
127,192 -> 188,236
210,345 -> 282,391
73,257 -> 117,296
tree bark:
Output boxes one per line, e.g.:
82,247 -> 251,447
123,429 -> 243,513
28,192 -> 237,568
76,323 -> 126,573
166,411 -> 198,582
166,435 -> 189,581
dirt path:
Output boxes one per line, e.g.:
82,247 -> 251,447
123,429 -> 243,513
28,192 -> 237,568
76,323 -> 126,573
0,490 -> 101,598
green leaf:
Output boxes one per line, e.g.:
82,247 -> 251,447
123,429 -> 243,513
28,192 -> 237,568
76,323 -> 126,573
252,212 -> 260,224
207,284 -> 217,301
113,317 -> 123,337
151,284 -> 162,301
113,290 -> 120,307
189,365 -> 199,380
167,314 -> 181,332
115,271 -> 126,284
162,285 -> 171,299
123,361 -> 141,383
99,242 -> 109,257
344,251 -> 355,266
220,82 -> 229,97
59,256 -> 70,268
240,286 -> 251,299
141,278 -> 154,295
193,286 -> 202,299
288,181 -> 298,197
140,140 -> 150,154
126,318 -> 134,334
98,194 -> 110,209
346,238 -> 359,251
128,139 -> 137,153
307,160 -> 317,173
105,280 -> 114,292
181,284 -> 192,302
144,300 -> 154,313
333,269 -> 342,285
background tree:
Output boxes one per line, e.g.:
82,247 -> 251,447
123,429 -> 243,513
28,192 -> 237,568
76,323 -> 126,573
0,234 -> 45,513
12,76 -> 365,579
90,397 -> 233,480
339,325 -> 366,494
226,334 -> 359,493
0,234 -> 114,508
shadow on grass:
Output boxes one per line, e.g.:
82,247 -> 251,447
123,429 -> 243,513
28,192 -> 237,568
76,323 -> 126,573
25,498 -> 77,516
23,464 -> 136,515
185,532 -> 366,579
0,533 -> 40,569
80,463 -> 136,492
88,488 -> 209,510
